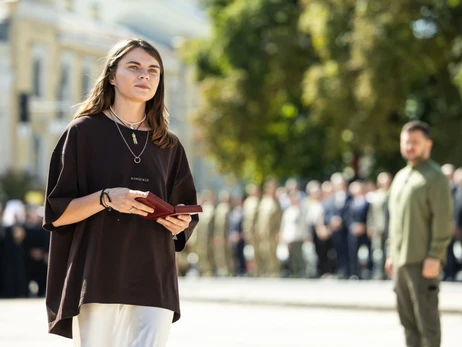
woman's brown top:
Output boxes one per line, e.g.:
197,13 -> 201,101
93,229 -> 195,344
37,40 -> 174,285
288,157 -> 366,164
43,113 -> 198,338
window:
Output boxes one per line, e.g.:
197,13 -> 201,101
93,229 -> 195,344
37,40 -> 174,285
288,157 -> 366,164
0,19 -> 9,41
57,52 -> 73,119
81,57 -> 93,99
31,44 -> 47,99
32,132 -> 46,183
19,93 -> 29,123
32,57 -> 42,98
57,64 -> 69,117
33,133 -> 41,178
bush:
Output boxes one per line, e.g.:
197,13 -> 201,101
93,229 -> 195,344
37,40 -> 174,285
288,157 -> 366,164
0,170 -> 40,203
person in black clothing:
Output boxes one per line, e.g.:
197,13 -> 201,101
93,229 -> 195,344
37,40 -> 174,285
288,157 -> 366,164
24,206 -> 50,297
1,224 -> 28,298
442,164 -> 460,281
450,167 -> 462,280
1,200 -> 28,298
347,181 -> 371,279
323,173 -> 352,279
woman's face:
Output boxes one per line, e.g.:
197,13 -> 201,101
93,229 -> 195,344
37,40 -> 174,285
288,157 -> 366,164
110,47 -> 161,104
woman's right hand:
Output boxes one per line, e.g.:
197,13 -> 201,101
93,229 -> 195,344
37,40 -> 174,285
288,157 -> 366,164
105,188 -> 154,217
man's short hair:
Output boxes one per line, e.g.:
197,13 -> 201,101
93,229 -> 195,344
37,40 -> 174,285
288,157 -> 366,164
401,120 -> 431,139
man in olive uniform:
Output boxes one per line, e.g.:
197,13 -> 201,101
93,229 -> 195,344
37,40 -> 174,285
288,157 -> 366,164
386,121 -> 452,347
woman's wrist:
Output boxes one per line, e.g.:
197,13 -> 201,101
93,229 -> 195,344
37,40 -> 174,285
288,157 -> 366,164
99,189 -> 113,211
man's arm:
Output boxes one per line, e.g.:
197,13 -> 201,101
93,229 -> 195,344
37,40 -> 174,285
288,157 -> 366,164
427,174 -> 453,260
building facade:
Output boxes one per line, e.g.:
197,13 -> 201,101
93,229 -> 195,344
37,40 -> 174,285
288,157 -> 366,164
0,0 -> 209,191
0,13 -> 13,178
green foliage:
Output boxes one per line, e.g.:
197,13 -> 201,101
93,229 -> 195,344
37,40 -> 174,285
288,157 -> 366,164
0,170 -> 36,202
187,0 -> 462,182
187,0 -> 337,182
300,0 -> 462,173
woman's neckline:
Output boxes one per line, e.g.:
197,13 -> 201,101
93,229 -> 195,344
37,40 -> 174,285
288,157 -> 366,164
101,110 -> 151,133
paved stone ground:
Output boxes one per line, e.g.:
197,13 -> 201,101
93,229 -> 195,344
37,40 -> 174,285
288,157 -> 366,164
1,298 -> 460,347
170,302 -> 461,347
178,277 -> 462,313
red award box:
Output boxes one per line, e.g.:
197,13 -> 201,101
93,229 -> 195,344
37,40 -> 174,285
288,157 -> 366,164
135,192 -> 202,220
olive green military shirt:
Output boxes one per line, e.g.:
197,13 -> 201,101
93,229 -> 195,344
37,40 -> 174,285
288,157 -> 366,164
388,159 -> 452,266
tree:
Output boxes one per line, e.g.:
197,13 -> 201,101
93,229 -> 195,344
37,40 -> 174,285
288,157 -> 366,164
186,0 -> 338,182
187,0 -> 462,183
300,0 -> 462,175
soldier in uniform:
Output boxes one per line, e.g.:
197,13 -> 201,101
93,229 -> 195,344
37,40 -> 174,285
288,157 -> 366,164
387,121 -> 452,347
255,180 -> 283,277
367,172 -> 392,279
194,190 -> 216,276
242,184 -> 261,276
213,190 -> 232,276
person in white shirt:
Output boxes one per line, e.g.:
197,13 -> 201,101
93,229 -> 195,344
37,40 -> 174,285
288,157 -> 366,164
279,191 -> 308,277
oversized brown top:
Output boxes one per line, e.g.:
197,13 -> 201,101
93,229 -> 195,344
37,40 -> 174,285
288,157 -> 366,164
43,113 -> 198,338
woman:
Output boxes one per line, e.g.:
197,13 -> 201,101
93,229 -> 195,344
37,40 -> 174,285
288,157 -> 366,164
43,38 -> 198,347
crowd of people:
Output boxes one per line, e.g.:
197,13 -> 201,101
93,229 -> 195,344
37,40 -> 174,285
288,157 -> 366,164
0,200 -> 49,298
180,165 -> 462,281
0,165 -> 461,298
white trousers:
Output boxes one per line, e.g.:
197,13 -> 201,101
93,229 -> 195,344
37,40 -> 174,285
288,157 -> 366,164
72,303 -> 174,347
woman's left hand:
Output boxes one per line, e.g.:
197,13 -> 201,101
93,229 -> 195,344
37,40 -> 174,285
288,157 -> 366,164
157,214 -> 192,238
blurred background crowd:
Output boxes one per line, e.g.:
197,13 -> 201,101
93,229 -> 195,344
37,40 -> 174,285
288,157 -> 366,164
177,163 -> 462,282
3,162 -> 462,299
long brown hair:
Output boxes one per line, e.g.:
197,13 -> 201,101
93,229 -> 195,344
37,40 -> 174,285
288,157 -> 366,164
74,38 -> 177,148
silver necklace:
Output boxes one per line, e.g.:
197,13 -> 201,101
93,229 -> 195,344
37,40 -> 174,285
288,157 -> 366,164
110,111 -> 150,164
110,106 -> 146,145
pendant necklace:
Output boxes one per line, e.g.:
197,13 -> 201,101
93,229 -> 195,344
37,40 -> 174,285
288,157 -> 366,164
109,106 -> 146,145
109,110 -> 150,164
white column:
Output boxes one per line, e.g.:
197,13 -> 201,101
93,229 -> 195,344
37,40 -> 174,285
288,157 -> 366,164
0,43 -> 13,175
